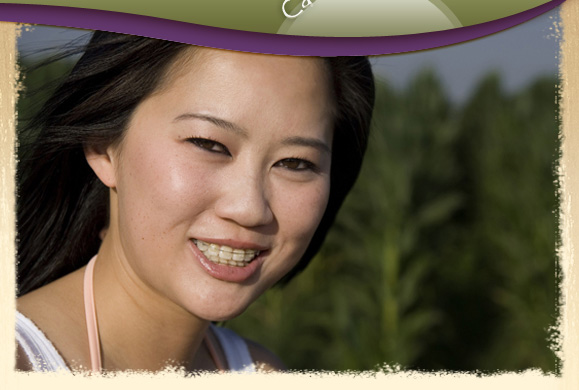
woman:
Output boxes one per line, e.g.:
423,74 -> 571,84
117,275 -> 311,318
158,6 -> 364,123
15,31 -> 374,373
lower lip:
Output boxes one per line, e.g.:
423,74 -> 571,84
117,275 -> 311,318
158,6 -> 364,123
189,240 -> 264,283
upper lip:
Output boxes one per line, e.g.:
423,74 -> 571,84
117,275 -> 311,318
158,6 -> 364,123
192,237 -> 269,251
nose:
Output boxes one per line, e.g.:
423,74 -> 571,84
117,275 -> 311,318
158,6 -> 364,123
214,169 -> 274,228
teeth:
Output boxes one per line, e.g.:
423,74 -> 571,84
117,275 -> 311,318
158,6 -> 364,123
196,241 -> 209,251
193,239 -> 261,267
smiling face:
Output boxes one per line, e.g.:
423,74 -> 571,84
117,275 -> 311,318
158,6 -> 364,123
89,48 -> 334,321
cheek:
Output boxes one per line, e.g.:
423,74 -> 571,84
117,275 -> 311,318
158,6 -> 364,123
115,139 -> 211,239
265,181 -> 329,283
275,180 -> 330,247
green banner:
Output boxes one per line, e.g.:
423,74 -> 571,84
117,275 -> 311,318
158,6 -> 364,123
1,0 -> 551,36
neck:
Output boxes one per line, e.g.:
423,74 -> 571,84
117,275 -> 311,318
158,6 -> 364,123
91,227 -> 210,372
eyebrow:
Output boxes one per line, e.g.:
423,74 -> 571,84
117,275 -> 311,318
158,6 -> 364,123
282,136 -> 331,155
174,112 -> 331,154
173,113 -> 248,137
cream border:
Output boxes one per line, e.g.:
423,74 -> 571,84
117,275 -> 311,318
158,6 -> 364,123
560,1 -> 578,389
1,1 -> 577,388
0,21 -> 18,390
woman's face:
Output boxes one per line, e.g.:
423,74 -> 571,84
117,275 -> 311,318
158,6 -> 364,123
102,48 -> 334,321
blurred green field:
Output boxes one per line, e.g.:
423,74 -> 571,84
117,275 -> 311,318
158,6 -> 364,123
17,57 -> 560,373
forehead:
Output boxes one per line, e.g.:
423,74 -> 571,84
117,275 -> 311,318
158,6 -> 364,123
171,46 -> 329,79
160,47 -> 334,106
141,48 -> 335,136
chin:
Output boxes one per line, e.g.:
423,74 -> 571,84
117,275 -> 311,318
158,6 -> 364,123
198,306 -> 249,323
186,296 -> 254,323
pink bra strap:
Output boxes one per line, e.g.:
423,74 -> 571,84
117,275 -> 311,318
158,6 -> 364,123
83,256 -> 102,372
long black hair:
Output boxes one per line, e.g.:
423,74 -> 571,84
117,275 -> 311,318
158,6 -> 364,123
16,31 -> 375,295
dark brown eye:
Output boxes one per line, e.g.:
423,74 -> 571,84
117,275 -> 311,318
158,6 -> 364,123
276,158 -> 317,172
188,138 -> 230,155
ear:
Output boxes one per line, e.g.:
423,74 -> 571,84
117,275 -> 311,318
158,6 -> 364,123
84,144 -> 118,188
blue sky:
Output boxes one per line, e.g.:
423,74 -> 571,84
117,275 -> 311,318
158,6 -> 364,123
371,7 -> 560,103
18,7 -> 560,104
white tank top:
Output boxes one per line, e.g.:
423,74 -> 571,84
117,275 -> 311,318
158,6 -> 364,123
15,311 -> 255,372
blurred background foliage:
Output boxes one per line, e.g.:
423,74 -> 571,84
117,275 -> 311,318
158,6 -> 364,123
17,55 -> 560,373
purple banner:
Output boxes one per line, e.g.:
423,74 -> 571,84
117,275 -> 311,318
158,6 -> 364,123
0,1 -> 565,56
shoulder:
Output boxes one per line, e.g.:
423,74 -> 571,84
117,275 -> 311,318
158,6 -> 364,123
16,271 -> 88,370
245,338 -> 287,372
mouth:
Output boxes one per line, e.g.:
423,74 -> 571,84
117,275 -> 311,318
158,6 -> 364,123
192,239 -> 261,267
